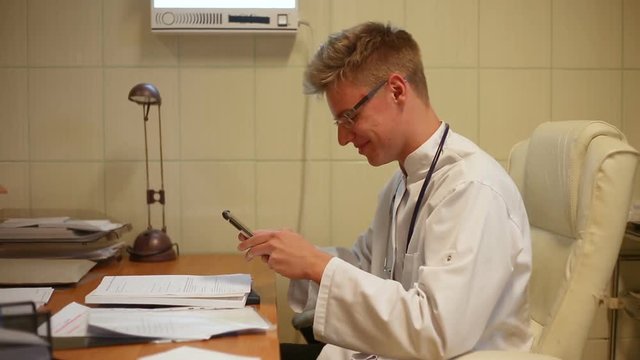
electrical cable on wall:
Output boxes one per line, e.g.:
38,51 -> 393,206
295,19 -> 315,236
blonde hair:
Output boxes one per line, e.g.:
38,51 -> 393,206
304,22 -> 429,103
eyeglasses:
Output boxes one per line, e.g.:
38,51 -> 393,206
334,80 -> 387,128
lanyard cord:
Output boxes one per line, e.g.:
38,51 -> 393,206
405,123 -> 450,253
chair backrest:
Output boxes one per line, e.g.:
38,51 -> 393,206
507,121 -> 639,360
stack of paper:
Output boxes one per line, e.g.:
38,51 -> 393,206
0,240 -> 125,261
0,217 -> 124,233
0,217 -> 129,246
0,217 -> 130,263
45,302 -> 271,342
85,274 -> 252,308
0,218 -> 77,240
0,227 -> 78,240
0,217 -> 71,228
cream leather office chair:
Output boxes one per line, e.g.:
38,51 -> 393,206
459,120 -> 639,360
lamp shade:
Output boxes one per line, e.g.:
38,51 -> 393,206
128,83 -> 162,105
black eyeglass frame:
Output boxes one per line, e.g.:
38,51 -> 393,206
334,80 -> 387,128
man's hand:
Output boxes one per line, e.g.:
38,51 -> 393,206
237,230 -> 332,283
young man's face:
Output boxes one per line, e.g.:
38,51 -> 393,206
326,79 -> 405,167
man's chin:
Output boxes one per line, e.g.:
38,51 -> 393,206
365,155 -> 390,167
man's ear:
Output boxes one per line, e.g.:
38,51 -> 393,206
388,73 -> 407,102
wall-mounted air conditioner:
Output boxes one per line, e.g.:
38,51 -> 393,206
151,0 -> 298,33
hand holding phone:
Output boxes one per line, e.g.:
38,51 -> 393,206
222,210 -> 254,237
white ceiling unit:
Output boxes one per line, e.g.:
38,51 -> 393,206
151,0 -> 298,33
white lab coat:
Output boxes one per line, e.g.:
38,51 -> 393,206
289,124 -> 533,360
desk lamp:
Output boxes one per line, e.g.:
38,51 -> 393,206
126,83 -> 178,262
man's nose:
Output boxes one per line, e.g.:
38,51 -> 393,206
337,125 -> 354,146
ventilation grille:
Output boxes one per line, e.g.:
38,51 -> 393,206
156,12 -> 223,26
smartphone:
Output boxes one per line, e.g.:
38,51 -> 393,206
222,210 -> 254,237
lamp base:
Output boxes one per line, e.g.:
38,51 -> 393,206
127,228 -> 177,262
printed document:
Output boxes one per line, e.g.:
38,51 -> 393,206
85,274 -> 251,308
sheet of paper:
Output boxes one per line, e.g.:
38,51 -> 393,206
0,287 -> 54,307
139,346 -> 260,360
0,217 -> 122,232
88,307 -> 271,340
43,301 -> 90,337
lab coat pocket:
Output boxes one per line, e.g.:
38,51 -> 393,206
401,252 -> 422,288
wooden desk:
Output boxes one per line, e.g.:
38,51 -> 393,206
46,253 -> 280,360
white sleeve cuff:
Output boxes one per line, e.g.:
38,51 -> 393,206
313,256 -> 344,338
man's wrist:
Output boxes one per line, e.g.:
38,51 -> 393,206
308,252 -> 333,283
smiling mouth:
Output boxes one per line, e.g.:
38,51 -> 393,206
356,142 -> 369,154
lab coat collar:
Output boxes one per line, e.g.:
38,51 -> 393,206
402,122 -> 447,184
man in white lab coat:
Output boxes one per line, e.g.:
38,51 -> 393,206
238,22 -> 533,360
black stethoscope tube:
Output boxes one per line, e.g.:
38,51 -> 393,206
405,123 -> 450,253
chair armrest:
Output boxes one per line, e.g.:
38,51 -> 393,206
455,351 -> 560,360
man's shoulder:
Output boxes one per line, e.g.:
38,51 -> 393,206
437,133 -> 523,203
441,132 -> 507,181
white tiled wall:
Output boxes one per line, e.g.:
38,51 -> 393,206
0,69 -> 28,160
478,0 -> 551,68
552,0 -> 622,69
27,0 -> 102,67
0,0 -> 639,354
552,70 -> 623,127
29,69 -> 104,160
479,69 -> 551,159
0,0 -> 26,66
406,0 -> 478,68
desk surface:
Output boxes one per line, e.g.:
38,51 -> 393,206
46,253 -> 280,360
